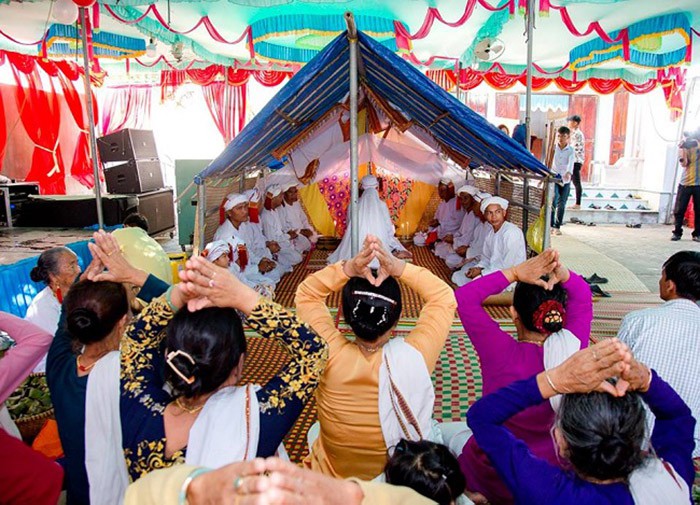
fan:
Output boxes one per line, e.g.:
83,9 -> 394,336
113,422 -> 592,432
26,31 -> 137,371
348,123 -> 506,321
474,38 -> 505,62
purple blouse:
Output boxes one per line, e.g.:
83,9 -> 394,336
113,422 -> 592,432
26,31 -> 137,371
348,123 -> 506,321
456,270 -> 592,503
466,372 -> 695,504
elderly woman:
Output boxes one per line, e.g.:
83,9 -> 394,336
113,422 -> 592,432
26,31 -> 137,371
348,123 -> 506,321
25,246 -> 81,372
467,339 -> 695,503
449,249 -> 591,504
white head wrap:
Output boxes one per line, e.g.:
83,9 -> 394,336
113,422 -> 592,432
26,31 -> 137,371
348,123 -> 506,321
439,177 -> 455,186
244,188 -> 260,203
204,241 -> 231,262
223,193 -> 248,211
457,185 -> 478,196
266,185 -> 282,198
480,196 -> 509,214
282,181 -> 299,192
361,175 -> 378,189
474,191 -> 491,203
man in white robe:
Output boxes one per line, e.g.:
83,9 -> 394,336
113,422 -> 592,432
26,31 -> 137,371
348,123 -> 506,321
436,185 -> 479,263
328,175 -> 411,266
260,185 -> 304,267
278,182 -> 317,253
213,193 -> 285,285
431,177 -> 465,257
451,196 -> 526,287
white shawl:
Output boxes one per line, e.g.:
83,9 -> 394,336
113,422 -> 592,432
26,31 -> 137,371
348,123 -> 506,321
629,457 -> 690,504
542,329 -> 582,411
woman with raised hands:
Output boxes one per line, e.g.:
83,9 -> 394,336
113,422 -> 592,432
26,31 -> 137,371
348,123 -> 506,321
467,339 -> 695,504
46,230 -> 171,505
119,254 -> 327,485
447,249 -> 592,504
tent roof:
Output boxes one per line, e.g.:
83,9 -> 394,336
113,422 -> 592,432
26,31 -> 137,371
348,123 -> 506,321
195,29 -> 549,183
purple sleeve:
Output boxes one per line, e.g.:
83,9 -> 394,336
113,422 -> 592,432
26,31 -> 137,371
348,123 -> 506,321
561,272 -> 592,349
466,376 -> 578,503
642,371 -> 696,489
456,271 -> 516,371
0,313 -> 53,403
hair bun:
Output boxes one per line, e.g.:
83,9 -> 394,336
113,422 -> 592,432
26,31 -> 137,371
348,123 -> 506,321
533,300 -> 566,335
67,308 -> 102,340
30,264 -> 48,284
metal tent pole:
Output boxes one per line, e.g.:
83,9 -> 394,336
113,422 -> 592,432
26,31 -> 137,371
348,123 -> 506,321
345,12 -> 360,256
455,60 -> 462,103
196,182 -> 206,254
542,177 -> 554,250
524,0 -> 535,152
79,7 -> 104,228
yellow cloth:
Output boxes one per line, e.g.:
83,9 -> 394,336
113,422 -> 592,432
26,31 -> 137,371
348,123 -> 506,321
124,464 -> 195,505
295,263 -> 456,479
350,478 -> 437,505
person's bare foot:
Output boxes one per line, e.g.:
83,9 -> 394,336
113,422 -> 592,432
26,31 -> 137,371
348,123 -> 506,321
569,204 -> 581,210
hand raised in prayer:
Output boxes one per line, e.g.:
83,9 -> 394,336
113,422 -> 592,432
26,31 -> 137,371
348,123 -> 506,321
300,229 -> 314,238
86,230 -> 149,288
180,256 -> 259,315
620,356 -> 653,393
539,339 -> 632,399
266,241 -> 281,254
506,249 -> 559,288
370,236 -> 406,286
342,240 -> 377,286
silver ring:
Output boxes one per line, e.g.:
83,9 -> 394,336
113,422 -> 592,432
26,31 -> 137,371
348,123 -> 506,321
233,476 -> 244,491
209,279 -> 215,288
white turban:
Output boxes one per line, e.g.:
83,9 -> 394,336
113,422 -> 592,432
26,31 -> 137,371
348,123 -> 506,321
361,175 -> 378,189
439,177 -> 455,186
244,188 -> 260,203
480,196 -> 509,214
223,193 -> 248,211
457,185 -> 478,196
204,240 -> 230,262
282,181 -> 299,192
473,192 -> 491,203
266,185 -> 282,198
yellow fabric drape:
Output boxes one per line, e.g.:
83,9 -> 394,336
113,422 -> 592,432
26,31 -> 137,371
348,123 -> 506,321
396,181 -> 436,235
300,183 -> 335,236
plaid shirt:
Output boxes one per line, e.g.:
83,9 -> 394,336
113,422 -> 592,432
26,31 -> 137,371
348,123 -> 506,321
617,298 -> 700,457
570,128 -> 585,164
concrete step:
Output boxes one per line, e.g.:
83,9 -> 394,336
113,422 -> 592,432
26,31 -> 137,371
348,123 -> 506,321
567,198 -> 652,210
566,208 -> 659,225
576,188 -> 642,199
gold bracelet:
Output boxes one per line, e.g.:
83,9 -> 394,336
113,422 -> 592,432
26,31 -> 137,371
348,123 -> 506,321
544,369 -> 562,395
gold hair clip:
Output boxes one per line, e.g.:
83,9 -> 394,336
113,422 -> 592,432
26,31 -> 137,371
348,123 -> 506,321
166,349 -> 196,385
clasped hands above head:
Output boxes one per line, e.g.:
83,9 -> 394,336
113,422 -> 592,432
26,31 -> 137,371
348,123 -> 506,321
342,235 -> 406,287
507,248 -> 570,289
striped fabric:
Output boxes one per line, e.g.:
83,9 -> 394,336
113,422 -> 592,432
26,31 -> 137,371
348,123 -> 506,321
617,298 -> 700,457
681,148 -> 700,186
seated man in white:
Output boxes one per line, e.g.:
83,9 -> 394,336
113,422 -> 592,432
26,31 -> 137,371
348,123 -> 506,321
448,192 -> 491,271
431,177 -> 465,256
328,175 -> 411,266
213,193 -> 286,285
278,182 -> 318,253
260,185 -> 303,269
437,185 -> 479,265
616,250 -> 700,456
452,196 -> 526,287
203,240 -> 274,299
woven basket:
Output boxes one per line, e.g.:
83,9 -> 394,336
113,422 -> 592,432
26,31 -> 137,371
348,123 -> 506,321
15,409 -> 54,443
6,373 -> 54,443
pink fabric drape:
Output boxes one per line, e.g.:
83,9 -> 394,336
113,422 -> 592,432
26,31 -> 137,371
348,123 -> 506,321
99,85 -> 153,136
201,81 -> 247,145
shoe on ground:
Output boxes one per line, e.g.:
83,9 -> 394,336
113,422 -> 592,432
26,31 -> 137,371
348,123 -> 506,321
584,273 -> 609,284
693,236 -> 700,242
626,223 -> 642,229
590,284 -> 612,298
588,204 -> 601,210
604,204 -> 616,210
570,217 -> 583,224
671,235 -> 681,241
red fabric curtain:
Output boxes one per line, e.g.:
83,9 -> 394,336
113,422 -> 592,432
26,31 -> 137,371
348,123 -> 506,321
160,66 -> 289,100
57,72 -> 100,189
10,59 -> 66,195
201,81 -> 247,144
0,82 -> 5,173
99,85 -> 152,136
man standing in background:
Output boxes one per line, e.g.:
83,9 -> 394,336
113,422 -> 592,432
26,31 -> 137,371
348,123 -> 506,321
567,115 -> 585,209
672,130 -> 700,242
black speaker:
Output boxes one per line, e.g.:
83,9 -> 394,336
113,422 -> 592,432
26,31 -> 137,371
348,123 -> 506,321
104,159 -> 164,194
97,129 -> 158,163
134,189 -> 175,236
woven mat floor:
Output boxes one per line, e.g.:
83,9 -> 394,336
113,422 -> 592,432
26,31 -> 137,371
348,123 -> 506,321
249,245 -> 662,464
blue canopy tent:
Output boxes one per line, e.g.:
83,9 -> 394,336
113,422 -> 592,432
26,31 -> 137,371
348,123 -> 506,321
194,25 -> 551,250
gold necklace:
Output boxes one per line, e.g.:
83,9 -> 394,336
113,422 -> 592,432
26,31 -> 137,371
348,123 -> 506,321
175,397 -> 205,415
76,355 -> 97,372
355,340 -> 386,353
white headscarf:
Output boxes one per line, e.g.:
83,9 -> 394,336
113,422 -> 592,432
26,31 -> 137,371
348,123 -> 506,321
204,241 -> 231,262
474,192 -> 491,203
457,185 -> 478,196
480,196 -> 509,214
266,185 -> 282,198
361,175 -> 379,189
244,188 -> 260,203
439,176 -> 455,186
223,193 -> 248,211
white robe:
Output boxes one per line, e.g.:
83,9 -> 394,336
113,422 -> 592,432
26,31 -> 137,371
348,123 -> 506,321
278,201 -> 318,252
327,187 -> 406,267
260,208 -> 303,267
434,197 -> 465,239
452,221 -> 526,287
213,220 -> 284,284
435,210 -> 479,261
24,286 -> 60,373
445,218 -> 487,269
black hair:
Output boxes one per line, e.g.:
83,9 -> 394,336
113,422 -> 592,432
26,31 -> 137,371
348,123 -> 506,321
567,115 -> 581,124
384,439 -> 466,505
557,126 -> 571,136
123,213 -> 149,233
557,389 -> 646,481
342,275 -> 402,342
662,251 -> 700,301
165,307 -> 246,398
64,280 -> 129,345
30,247 -> 73,285
513,279 -> 567,334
